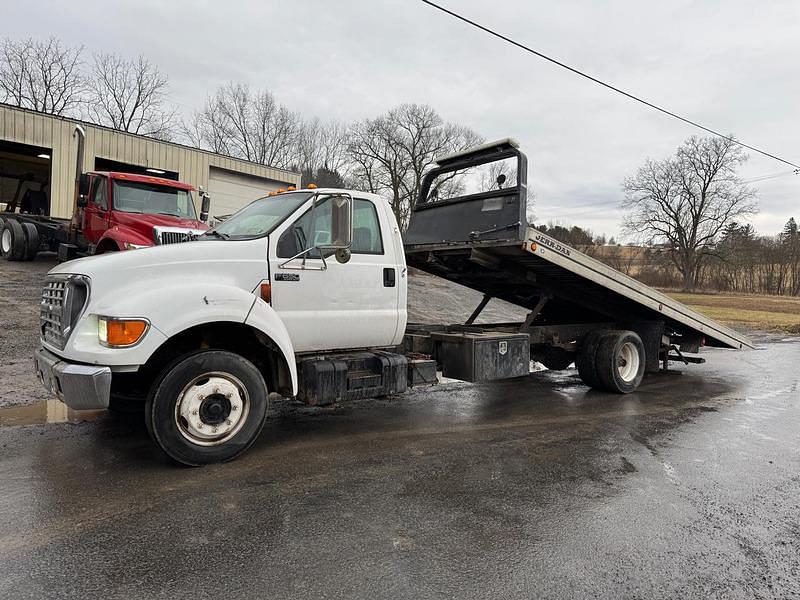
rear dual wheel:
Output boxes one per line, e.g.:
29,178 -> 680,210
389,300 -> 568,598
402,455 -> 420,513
0,219 -> 39,261
577,330 -> 645,393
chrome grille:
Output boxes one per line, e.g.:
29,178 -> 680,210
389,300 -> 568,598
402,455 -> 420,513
40,276 -> 89,350
40,279 -> 67,348
159,231 -> 190,245
154,226 -> 203,245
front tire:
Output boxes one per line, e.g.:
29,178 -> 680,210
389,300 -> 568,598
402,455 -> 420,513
146,350 -> 269,466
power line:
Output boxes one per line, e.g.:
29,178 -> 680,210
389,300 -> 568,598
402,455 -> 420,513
421,0 -> 800,170
743,170 -> 799,184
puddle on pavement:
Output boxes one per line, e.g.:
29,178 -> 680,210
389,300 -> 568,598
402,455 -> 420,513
0,400 -> 106,427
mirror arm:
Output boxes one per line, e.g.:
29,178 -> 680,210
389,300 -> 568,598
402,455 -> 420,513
278,246 -> 329,271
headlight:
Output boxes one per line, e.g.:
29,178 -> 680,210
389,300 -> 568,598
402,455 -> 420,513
123,242 -> 148,250
98,317 -> 149,347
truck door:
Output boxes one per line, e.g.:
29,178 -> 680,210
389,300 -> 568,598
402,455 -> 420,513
269,196 -> 401,353
82,175 -> 110,245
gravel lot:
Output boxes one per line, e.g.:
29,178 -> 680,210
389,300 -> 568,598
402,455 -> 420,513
0,254 -> 56,408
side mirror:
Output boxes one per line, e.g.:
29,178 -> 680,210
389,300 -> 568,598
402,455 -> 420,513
76,194 -> 88,208
329,195 -> 352,263
199,192 -> 211,222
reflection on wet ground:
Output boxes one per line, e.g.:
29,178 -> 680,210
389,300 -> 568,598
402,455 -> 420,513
0,399 -> 105,426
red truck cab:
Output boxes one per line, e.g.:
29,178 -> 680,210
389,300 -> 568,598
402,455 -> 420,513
80,171 -> 208,253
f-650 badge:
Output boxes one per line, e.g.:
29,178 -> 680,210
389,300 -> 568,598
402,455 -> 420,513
532,235 -> 571,257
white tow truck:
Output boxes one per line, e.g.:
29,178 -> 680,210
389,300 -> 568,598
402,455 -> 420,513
33,140 -> 752,465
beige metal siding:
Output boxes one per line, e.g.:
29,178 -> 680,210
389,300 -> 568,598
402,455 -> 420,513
0,104 -> 300,218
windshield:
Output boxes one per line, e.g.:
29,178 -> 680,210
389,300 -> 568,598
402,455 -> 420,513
207,192 -> 312,239
112,180 -> 198,219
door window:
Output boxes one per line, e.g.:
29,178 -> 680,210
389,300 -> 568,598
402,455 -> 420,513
277,197 -> 385,258
91,177 -> 108,210
276,198 -> 333,259
352,199 -> 383,254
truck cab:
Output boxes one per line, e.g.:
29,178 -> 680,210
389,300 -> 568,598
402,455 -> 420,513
78,171 -> 208,253
34,188 -> 407,464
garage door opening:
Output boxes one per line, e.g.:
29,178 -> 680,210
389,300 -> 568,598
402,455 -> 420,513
0,140 -> 52,215
94,157 -> 179,181
208,167 -> 287,222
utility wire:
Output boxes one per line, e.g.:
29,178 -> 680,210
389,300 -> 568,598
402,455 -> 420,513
743,170 -> 800,184
421,0 -> 800,170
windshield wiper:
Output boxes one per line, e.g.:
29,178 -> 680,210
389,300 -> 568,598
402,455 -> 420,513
156,211 -> 182,217
202,230 -> 230,240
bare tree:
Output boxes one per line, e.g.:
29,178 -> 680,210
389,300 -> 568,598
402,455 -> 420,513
295,118 -> 350,173
0,37 -> 84,115
86,53 -> 174,139
347,104 -> 482,228
622,135 -> 757,290
183,83 -> 299,168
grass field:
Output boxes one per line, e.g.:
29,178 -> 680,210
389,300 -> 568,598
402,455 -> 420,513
663,291 -> 800,334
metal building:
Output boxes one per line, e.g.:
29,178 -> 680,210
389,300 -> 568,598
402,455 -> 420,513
0,103 -> 300,219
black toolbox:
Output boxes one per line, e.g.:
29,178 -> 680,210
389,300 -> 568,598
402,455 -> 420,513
432,332 -> 530,382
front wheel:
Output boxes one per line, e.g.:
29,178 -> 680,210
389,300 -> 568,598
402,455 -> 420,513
146,350 -> 269,466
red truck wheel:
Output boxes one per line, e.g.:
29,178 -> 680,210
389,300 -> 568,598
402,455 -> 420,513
1,219 -> 26,261
21,223 -> 39,261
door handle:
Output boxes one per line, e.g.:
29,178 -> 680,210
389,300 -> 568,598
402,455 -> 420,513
383,267 -> 396,287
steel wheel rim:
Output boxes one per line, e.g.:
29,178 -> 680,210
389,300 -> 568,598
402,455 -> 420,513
1,228 -> 11,254
174,371 -> 250,446
617,342 -> 640,382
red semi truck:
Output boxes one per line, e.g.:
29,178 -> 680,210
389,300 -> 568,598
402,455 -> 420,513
0,125 -> 209,262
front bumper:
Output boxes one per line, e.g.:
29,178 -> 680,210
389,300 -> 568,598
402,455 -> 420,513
34,348 -> 111,410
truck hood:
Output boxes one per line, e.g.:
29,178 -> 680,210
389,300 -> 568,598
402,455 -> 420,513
50,237 -> 269,294
112,211 -> 207,242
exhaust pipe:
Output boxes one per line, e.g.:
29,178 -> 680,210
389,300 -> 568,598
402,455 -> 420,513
71,125 -> 86,232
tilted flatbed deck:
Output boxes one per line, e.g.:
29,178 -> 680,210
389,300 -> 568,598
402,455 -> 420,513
403,138 -> 753,352
406,226 -> 752,350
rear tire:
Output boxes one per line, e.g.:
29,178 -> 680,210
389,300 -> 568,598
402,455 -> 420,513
594,330 -> 645,393
1,219 -> 26,261
21,222 -> 39,261
576,330 -> 605,389
145,350 -> 269,466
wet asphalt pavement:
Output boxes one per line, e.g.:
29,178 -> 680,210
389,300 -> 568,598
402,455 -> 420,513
1,334 -> 799,599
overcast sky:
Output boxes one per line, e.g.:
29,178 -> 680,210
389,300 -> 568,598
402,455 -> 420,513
6,0 -> 799,238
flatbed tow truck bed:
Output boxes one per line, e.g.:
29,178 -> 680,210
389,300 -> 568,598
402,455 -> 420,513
403,139 -> 753,365
406,226 -> 752,350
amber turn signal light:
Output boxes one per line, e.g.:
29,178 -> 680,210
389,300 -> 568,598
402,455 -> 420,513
98,317 -> 148,347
